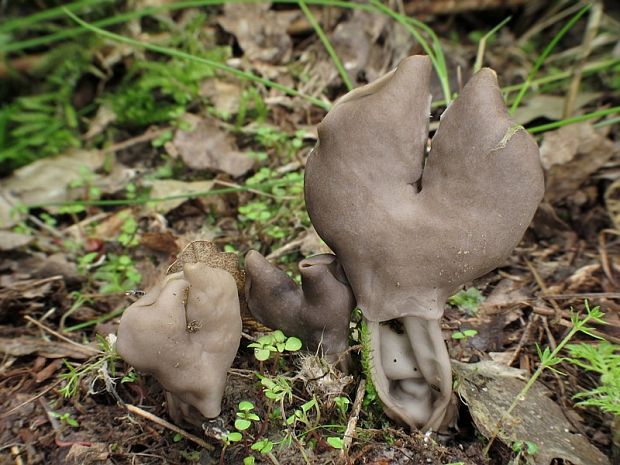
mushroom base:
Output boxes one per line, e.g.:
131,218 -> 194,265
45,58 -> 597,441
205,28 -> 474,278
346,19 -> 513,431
366,316 -> 456,431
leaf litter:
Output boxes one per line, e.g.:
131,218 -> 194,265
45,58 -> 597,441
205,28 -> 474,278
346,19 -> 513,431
0,2 -> 619,465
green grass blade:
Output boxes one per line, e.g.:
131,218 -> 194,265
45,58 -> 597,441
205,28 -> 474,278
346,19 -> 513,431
510,4 -> 591,114
473,16 -> 512,73
63,9 -> 330,110
0,0 -> 111,34
368,0 -> 451,103
298,0 -> 354,91
527,106 -> 620,134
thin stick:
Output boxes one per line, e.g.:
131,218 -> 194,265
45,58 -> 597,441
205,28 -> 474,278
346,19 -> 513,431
474,16 -> 512,73
125,404 -> 214,450
563,1 -> 603,118
341,379 -> 365,461
0,380 -> 62,419
23,315 -> 101,356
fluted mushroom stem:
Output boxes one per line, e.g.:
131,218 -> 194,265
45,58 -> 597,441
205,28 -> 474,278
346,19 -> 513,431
366,315 -> 455,432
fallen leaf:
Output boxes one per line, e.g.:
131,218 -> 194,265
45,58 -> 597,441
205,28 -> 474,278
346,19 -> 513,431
605,178 -> 620,231
84,104 -> 117,140
540,123 -> 617,203
140,231 -> 180,255
1,149 -> 104,206
143,179 -> 213,214
453,360 -> 610,465
172,115 -> 253,176
512,93 -> 601,125
65,443 -> 109,465
201,79 -> 243,116
0,149 -> 136,213
0,231 -> 33,251
0,336 -> 95,359
218,2 -> 294,64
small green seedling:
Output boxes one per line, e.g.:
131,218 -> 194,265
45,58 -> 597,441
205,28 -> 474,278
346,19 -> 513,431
248,330 -> 302,361
334,396 -> 350,417
251,438 -> 274,454
451,329 -> 478,341
448,287 -> 484,315
235,401 -> 260,431
286,398 -> 318,427
512,440 -> 539,462
50,411 -> 79,427
222,431 -> 242,445
326,436 -> 344,449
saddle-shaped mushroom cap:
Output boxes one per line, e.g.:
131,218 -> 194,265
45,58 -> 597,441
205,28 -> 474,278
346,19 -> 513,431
245,250 -> 355,357
117,263 -> 242,424
304,55 -> 544,430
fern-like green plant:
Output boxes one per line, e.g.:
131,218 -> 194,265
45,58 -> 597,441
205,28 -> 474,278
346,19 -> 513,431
566,341 -> 620,417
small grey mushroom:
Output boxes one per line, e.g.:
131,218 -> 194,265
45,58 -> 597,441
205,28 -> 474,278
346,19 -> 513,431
117,263 -> 242,425
244,250 -> 355,358
304,55 -> 544,431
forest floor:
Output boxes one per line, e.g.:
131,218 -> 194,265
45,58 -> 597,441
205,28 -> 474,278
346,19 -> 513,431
0,1 -> 619,464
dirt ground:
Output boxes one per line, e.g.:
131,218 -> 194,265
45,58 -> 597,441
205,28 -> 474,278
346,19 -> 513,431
1,1 -> 619,464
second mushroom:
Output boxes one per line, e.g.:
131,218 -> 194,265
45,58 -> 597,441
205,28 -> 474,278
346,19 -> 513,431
304,55 -> 544,431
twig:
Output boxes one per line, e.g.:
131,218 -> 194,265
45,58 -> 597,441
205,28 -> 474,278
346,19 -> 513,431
0,380 -> 62,419
103,127 -> 169,154
508,313 -> 538,366
266,236 -> 307,260
526,260 -> 562,322
23,315 -> 101,356
473,16 -> 512,73
10,445 -> 24,465
125,404 -> 214,450
598,229 -> 618,287
563,0 -> 603,117
341,379 -> 365,461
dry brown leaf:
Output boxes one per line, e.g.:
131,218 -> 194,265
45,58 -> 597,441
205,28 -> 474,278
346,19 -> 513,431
0,336 -> 95,359
200,79 -> 243,116
1,149 -> 104,206
540,123 -> 617,203
218,3 -> 294,64
605,178 -> 620,231
143,179 -> 213,214
512,93 -> 601,125
65,443 -> 110,465
454,361 -> 610,465
172,115 -> 253,176
0,231 -> 33,251
0,149 -> 135,216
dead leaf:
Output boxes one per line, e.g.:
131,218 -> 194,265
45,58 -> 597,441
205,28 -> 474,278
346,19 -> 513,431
91,209 -> 133,240
453,361 -> 610,465
0,336 -> 95,359
140,231 -> 180,255
218,3 -> 294,64
0,149 -> 136,213
0,231 -> 33,251
512,93 -> 601,125
540,123 -> 617,203
65,443 -> 109,465
167,240 -> 244,293
172,115 -> 253,176
84,104 -> 116,140
201,79 -> 243,116
1,149 -> 104,206
143,179 -> 213,214
605,178 -> 620,231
